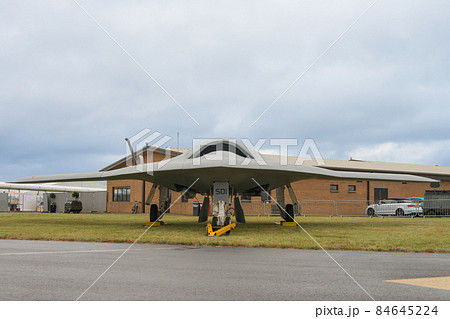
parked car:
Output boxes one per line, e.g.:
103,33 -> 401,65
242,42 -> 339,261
405,197 -> 424,208
366,199 -> 422,216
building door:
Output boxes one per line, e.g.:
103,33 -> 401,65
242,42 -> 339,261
374,188 -> 388,202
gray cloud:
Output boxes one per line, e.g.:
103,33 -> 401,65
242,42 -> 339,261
1,0 -> 449,181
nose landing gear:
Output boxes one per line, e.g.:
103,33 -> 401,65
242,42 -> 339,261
208,200 -> 235,236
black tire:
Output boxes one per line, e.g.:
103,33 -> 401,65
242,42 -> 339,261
150,204 -> 158,222
367,208 -> 375,217
395,208 -> 404,216
285,204 -> 294,222
212,216 -> 218,227
224,216 -> 231,235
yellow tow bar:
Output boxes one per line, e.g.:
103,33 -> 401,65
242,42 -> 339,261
206,222 -> 236,237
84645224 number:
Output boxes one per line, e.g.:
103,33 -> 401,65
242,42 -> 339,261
375,306 -> 438,316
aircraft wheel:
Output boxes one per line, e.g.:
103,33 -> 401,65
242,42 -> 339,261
150,204 -> 158,222
395,208 -> 404,216
367,208 -> 375,216
285,204 -> 294,222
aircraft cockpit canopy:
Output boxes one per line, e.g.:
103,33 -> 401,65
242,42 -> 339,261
189,140 -> 254,159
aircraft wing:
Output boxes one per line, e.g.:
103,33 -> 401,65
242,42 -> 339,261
10,166 -> 157,184
11,153 -> 438,194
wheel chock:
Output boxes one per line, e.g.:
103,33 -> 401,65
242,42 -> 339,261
280,221 -> 296,227
146,221 -> 164,227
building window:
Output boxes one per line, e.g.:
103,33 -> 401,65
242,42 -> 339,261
113,187 -> 130,202
348,185 -> 356,192
330,184 -> 339,192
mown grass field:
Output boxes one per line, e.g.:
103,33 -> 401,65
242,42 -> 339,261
0,213 -> 449,253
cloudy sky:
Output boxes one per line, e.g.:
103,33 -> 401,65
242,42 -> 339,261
1,0 -> 449,181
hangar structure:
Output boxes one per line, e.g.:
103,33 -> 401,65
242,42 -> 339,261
101,144 -> 450,216
0,181 -> 107,212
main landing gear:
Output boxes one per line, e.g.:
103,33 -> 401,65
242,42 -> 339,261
276,184 -> 298,227
146,204 -> 164,226
145,184 -> 171,227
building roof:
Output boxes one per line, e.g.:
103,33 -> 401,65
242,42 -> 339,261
266,155 -> 450,180
100,146 -> 186,172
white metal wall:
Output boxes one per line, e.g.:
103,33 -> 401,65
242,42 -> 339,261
44,192 -> 107,212
0,193 -> 8,211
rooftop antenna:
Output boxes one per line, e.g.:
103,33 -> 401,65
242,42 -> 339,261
176,111 -> 180,150
125,138 -> 137,166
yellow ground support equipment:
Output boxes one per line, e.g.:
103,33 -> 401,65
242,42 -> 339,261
280,221 -> 297,227
206,222 -> 236,237
145,221 -> 164,227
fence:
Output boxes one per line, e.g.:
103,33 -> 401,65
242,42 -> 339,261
241,200 -> 300,216
299,200 -> 336,216
214,199 -> 450,217
140,197 -> 450,217
423,199 -> 450,217
337,200 -> 376,217
6,193 -> 43,212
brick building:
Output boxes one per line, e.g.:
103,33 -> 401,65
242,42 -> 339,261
101,146 -> 450,216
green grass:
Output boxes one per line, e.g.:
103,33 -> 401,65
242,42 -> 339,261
0,213 -> 449,253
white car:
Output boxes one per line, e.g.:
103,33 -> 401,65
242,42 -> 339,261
366,199 -> 423,216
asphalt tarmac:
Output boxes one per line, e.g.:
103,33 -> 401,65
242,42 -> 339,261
0,240 -> 448,301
